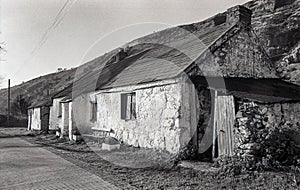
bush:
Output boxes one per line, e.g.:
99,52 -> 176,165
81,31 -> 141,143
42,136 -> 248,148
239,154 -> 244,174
258,126 -> 300,170
218,126 -> 300,174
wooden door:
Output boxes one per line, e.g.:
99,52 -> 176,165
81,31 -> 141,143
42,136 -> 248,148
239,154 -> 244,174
28,110 -> 32,130
214,95 -> 235,157
41,107 -> 50,131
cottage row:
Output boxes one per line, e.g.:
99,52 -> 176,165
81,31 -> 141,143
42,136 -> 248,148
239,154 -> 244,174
27,5 -> 300,160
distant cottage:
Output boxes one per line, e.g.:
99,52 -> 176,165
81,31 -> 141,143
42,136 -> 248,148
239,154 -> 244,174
27,99 -> 51,131
29,4 -> 300,160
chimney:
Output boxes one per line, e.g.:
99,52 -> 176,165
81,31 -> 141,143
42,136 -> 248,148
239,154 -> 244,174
115,48 -> 127,62
213,13 -> 227,26
227,5 -> 252,26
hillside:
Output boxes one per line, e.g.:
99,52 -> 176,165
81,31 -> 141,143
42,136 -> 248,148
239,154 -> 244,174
0,69 -> 76,116
245,0 -> 300,84
0,0 -> 299,118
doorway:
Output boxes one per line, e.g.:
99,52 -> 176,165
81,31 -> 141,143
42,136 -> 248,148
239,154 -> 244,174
212,93 -> 235,158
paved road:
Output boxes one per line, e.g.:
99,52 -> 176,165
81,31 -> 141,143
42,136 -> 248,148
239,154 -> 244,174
0,137 -> 120,190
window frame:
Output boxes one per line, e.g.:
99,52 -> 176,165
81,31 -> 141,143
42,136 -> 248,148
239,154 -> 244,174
90,101 -> 97,122
121,92 -> 136,121
58,102 -> 62,118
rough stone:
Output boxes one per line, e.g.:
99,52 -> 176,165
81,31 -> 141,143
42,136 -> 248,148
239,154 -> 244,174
234,100 -> 300,161
95,78 -> 197,154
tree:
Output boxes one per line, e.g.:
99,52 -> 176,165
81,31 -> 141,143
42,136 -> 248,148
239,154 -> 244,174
12,94 -> 31,117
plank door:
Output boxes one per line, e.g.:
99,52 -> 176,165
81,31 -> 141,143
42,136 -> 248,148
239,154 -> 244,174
41,107 -> 50,131
215,95 -> 235,157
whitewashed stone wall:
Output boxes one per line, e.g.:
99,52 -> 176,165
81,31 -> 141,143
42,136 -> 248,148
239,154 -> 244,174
28,107 -> 41,130
68,102 -> 73,140
72,93 -> 98,134
95,78 -> 197,153
61,102 -> 70,136
49,97 -> 63,130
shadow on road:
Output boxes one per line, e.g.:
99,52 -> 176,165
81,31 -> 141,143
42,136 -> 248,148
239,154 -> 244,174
0,145 -> 44,149
0,134 -> 35,139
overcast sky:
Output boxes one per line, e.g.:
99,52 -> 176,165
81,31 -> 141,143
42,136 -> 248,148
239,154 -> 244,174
0,0 -> 249,87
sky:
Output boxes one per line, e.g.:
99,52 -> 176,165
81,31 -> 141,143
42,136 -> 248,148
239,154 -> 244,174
0,0 -> 249,87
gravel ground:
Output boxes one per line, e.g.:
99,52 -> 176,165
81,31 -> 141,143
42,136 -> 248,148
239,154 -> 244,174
1,128 -> 300,190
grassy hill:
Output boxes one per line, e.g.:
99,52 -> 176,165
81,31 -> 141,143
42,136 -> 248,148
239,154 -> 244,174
0,69 -> 76,117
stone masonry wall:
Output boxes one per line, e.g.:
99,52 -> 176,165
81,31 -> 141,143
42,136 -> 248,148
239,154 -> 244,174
189,24 -> 277,79
213,27 -> 277,78
234,100 -> 300,165
96,79 -> 196,154
194,84 -> 212,155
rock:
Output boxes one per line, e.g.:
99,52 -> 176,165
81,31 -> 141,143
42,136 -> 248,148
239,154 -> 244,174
102,143 -> 120,151
103,137 -> 120,145
260,107 -> 268,115
236,111 -> 243,118
102,137 -> 121,151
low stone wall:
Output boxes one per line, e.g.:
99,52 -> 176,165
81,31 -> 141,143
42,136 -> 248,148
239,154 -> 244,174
234,100 -> 300,166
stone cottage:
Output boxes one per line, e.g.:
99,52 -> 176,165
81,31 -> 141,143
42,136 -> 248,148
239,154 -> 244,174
189,77 -> 300,159
27,99 -> 51,131
49,5 -> 300,160
49,86 -> 73,138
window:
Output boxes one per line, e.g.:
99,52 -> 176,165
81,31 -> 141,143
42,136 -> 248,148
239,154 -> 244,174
90,101 -> 97,122
58,102 -> 62,118
121,92 -> 136,120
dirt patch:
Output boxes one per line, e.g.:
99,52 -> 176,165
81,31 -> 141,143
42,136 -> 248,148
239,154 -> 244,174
0,127 -> 32,138
23,132 -> 300,190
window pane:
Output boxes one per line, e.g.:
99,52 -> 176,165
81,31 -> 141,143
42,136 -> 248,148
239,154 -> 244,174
121,93 -> 136,120
90,102 -> 97,122
126,94 -> 131,120
131,93 -> 136,119
95,102 -> 97,121
121,94 -> 128,119
58,103 -> 62,117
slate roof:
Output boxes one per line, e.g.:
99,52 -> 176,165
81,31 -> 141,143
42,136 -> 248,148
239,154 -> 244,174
52,84 -> 73,99
50,7 -> 300,103
28,99 -> 52,109
52,21 -> 232,99
101,24 -> 230,89
192,76 -> 300,103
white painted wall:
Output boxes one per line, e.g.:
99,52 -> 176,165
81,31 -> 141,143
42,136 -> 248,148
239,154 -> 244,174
72,93 -> 98,134
94,77 -> 197,153
49,98 -> 63,130
61,102 -> 69,137
68,102 -> 73,140
28,107 -> 41,130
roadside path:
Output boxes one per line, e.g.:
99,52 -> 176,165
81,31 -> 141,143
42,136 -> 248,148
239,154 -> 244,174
0,137 -> 120,190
